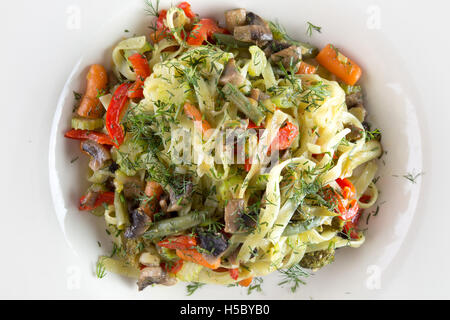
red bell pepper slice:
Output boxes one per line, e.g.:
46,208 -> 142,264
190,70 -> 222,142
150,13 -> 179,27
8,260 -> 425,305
64,129 -> 115,145
270,121 -> 299,151
79,191 -> 114,211
187,19 -> 227,46
229,268 -> 239,280
343,211 -> 361,239
127,53 -> 151,99
161,259 -> 184,274
158,235 -> 197,250
177,1 -> 196,19
335,178 -> 359,221
105,83 -> 132,147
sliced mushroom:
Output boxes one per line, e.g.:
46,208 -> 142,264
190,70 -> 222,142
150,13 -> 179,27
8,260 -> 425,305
263,40 -> 291,57
219,59 -> 245,87
166,180 -> 194,212
345,91 -> 363,107
234,25 -> 273,44
124,207 -> 151,239
159,193 -> 169,213
198,231 -> 229,257
344,123 -> 364,142
270,45 -> 302,69
250,88 -> 270,102
245,12 -> 271,32
122,177 -> 145,199
225,8 -> 247,32
80,140 -> 111,171
137,266 -> 177,291
224,199 -> 256,233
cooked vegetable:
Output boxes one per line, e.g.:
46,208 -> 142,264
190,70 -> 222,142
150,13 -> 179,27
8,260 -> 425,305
197,231 -> 228,256
269,121 -> 299,151
142,181 -> 164,217
79,191 -> 114,211
316,44 -> 362,85
124,207 -> 151,239
138,266 -> 177,290
105,83 -> 132,147
187,19 -> 226,46
176,248 -> 221,269
114,191 -> 130,230
183,103 -> 212,137
213,33 -> 252,48
222,83 -> 265,125
268,21 -> 318,58
296,61 -> 317,74
80,140 -> 111,171
71,118 -> 104,130
238,277 -> 253,287
127,53 -> 151,99
281,217 -> 322,236
219,59 -> 245,87
224,8 -> 247,32
158,235 -> 197,250
77,64 -> 108,118
234,25 -> 272,44
64,129 -> 114,145
270,45 -> 302,69
299,248 -> 335,270
143,210 -> 214,240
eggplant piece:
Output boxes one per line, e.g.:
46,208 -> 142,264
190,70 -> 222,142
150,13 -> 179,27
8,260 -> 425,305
219,59 -> 245,87
224,8 -> 247,32
80,140 -> 111,171
137,266 -> 176,291
198,231 -> 228,257
124,208 -> 151,239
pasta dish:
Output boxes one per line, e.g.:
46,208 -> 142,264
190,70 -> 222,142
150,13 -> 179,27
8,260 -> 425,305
65,1 -> 382,291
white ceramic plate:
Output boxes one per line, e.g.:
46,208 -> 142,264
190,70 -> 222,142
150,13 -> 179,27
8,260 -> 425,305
45,0 -> 441,299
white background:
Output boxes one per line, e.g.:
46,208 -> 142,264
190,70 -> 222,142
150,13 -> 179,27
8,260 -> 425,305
0,0 -> 449,299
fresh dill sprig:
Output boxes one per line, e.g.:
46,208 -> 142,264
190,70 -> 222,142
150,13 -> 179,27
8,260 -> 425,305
186,282 -> 205,296
144,0 -> 160,17
365,128 -> 381,142
278,264 -> 310,292
96,258 -> 107,279
247,277 -> 264,295
394,171 -> 424,184
306,22 -> 322,37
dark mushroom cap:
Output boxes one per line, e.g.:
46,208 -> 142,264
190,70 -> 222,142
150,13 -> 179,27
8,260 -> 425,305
198,231 -> 229,257
124,208 -> 151,239
137,266 -> 176,291
80,140 -> 111,171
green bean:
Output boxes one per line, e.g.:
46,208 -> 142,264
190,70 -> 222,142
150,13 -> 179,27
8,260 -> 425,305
213,33 -> 252,48
222,83 -> 265,125
282,217 -> 323,237
114,191 -> 129,230
143,210 -> 214,240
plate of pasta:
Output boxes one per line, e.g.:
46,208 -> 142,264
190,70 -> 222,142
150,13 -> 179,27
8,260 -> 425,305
50,0 -> 423,298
